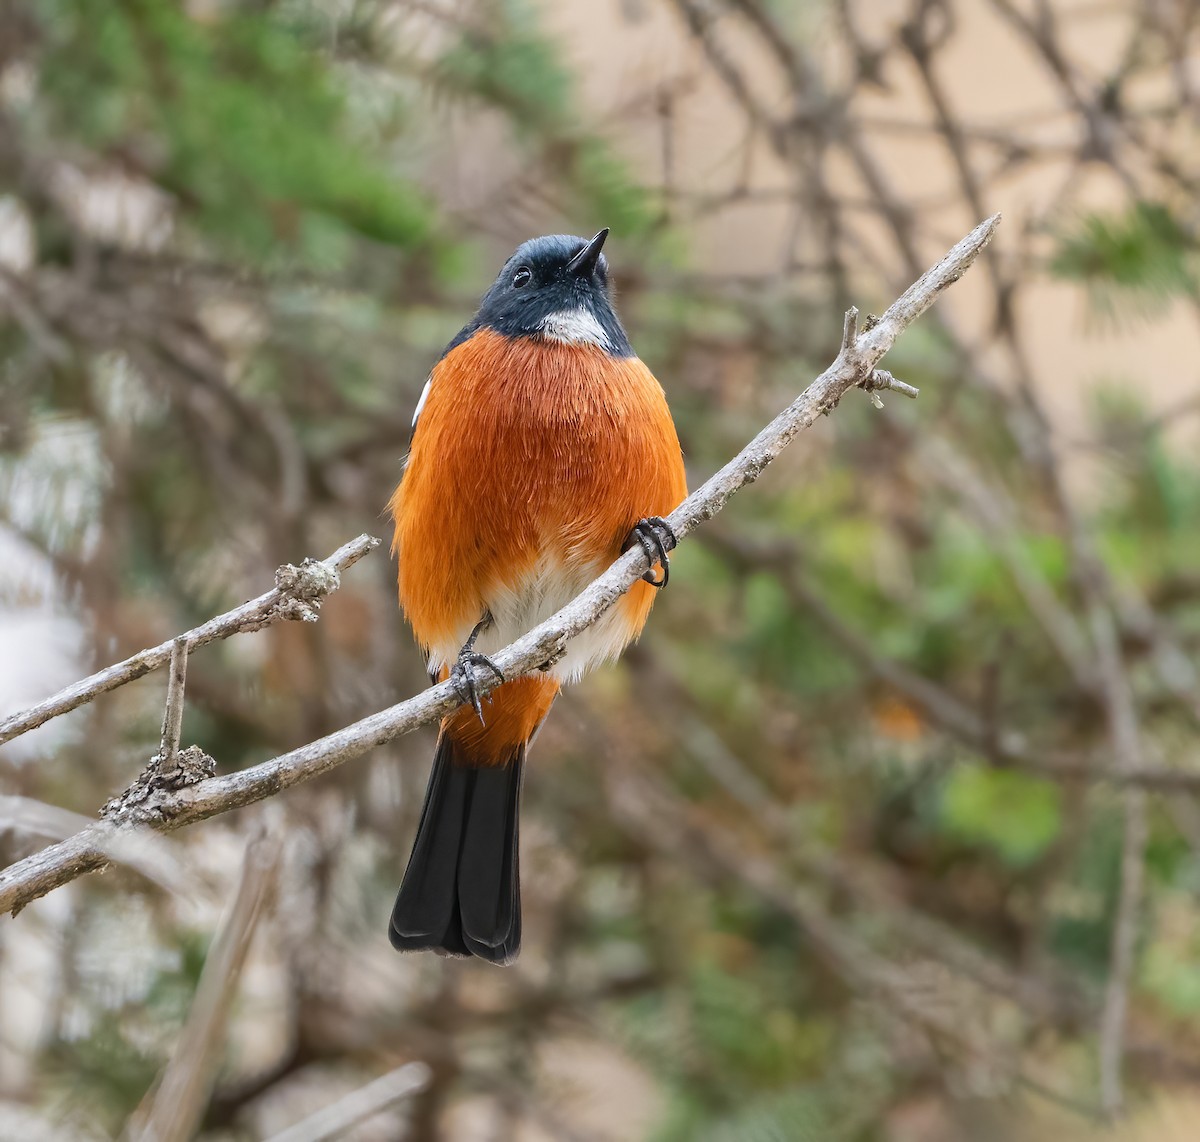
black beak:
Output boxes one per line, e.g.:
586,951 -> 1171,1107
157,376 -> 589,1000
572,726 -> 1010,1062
566,228 -> 609,277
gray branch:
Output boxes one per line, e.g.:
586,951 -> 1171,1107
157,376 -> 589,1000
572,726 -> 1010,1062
263,1062 -> 431,1142
0,534 -> 381,747
0,795 -> 197,901
128,832 -> 280,1142
0,214 -> 1001,919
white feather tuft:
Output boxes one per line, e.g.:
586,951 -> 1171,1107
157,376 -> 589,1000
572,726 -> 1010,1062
411,376 -> 432,428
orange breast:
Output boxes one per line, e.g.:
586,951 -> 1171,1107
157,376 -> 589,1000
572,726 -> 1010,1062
390,328 -> 687,663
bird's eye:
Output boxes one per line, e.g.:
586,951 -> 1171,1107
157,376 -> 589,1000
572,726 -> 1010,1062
512,267 -> 532,288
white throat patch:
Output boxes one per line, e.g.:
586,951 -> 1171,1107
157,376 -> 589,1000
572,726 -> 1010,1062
538,308 -> 612,351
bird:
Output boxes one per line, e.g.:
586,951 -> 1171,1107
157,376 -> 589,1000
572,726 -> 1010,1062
387,228 -> 687,964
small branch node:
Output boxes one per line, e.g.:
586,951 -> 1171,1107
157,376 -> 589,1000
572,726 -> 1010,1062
273,557 -> 342,623
840,306 -> 859,353
860,369 -> 920,403
101,745 -> 217,824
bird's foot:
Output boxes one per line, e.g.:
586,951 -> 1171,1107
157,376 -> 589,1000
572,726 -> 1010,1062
450,615 -> 504,723
625,517 -> 677,589
451,649 -> 505,724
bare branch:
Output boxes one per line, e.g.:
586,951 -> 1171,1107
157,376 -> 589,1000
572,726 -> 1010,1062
664,212 -> 999,536
263,1062 -> 431,1142
0,809 -> 227,915
1101,786 -> 1148,1118
129,832 -> 280,1142
0,794 -> 97,843
0,795 -> 196,901
0,534 -> 381,748
0,215 -> 1001,918
1090,602 -> 1151,1120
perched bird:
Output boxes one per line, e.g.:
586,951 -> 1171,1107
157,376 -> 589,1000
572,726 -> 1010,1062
387,229 -> 686,963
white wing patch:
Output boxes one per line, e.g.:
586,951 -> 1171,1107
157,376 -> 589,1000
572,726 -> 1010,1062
411,376 -> 432,429
539,308 -> 612,351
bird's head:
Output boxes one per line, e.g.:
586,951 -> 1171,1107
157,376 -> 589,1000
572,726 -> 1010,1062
469,229 -> 633,357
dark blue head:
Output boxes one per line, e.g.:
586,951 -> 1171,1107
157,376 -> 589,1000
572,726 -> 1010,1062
445,230 -> 633,359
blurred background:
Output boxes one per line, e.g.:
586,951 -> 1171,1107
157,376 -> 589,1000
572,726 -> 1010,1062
2,0 -> 1200,1138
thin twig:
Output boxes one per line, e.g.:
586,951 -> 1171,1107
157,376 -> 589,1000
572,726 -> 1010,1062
841,304 -> 858,350
861,369 -> 920,402
263,1062 -> 432,1142
0,215 -> 1001,918
159,636 -> 189,764
1101,785 -> 1148,1118
0,534 -> 380,748
1090,604 -> 1150,1119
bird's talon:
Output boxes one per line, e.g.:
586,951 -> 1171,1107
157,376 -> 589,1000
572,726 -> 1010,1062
450,651 -> 505,724
642,566 -> 667,588
625,516 -> 677,590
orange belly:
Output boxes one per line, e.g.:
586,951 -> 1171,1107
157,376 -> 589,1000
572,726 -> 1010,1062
390,327 -> 687,688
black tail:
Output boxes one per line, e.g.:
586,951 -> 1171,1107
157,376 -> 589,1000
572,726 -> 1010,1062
389,734 -> 524,964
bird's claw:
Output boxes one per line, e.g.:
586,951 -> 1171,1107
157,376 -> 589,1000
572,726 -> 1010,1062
625,516 -> 677,589
450,651 -> 505,723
